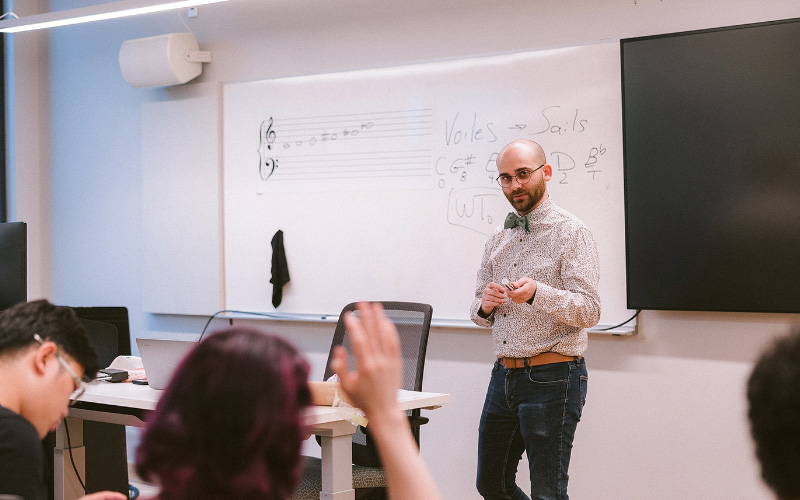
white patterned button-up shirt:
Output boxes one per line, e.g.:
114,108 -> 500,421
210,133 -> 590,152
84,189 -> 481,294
470,197 -> 601,358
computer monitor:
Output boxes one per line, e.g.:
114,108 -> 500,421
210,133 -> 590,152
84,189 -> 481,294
0,222 -> 26,311
72,306 -> 132,356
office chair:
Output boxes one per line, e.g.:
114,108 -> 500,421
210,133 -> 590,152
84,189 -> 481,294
292,301 -> 434,500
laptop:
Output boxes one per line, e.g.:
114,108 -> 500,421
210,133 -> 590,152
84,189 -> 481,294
136,338 -> 198,390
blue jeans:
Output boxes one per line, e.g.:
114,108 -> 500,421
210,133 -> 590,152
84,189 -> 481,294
476,358 -> 588,500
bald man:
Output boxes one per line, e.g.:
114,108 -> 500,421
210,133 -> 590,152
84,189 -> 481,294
470,140 -> 601,500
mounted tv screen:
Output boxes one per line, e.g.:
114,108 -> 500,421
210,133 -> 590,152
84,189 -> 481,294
621,18 -> 800,313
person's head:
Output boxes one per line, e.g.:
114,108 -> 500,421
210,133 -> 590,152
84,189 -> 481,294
496,139 -> 552,215
136,327 -> 312,500
0,299 -> 98,437
747,328 -> 800,500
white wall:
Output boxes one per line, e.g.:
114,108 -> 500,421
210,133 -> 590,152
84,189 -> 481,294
10,0 -> 800,498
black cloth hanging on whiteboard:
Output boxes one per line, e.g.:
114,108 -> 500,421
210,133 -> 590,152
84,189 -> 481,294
270,230 -> 290,308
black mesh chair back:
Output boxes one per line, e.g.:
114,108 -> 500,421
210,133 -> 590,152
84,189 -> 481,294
321,301 -> 433,466
294,301 -> 434,499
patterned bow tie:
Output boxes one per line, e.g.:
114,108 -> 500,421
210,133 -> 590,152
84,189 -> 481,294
504,212 -> 530,232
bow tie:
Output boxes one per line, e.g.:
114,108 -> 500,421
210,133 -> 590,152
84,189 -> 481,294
504,212 -> 530,232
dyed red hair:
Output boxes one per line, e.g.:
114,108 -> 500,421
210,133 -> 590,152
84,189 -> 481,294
136,327 -> 311,500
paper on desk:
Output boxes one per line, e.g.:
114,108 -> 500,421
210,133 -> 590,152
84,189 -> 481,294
316,375 -> 367,427
108,355 -> 147,382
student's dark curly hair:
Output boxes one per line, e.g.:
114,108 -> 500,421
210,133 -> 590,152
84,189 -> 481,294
0,299 -> 99,377
136,327 -> 311,500
747,327 -> 800,499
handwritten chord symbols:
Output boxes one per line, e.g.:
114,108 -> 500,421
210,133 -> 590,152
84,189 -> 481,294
585,143 -> 606,180
585,144 -> 606,168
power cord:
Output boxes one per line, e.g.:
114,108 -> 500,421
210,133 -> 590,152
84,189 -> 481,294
62,418 -> 88,494
595,309 -> 641,331
199,309 -> 290,341
63,417 -> 141,499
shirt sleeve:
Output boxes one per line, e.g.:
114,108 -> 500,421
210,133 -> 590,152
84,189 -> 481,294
0,415 -> 47,500
470,235 -> 496,328
531,226 -> 601,328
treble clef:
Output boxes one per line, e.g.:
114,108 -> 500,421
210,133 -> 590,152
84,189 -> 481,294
258,117 -> 278,180
261,117 -> 276,148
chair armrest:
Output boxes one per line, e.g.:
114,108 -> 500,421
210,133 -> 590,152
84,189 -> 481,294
408,415 -> 429,428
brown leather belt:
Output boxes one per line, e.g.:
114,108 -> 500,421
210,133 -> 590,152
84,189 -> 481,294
497,352 -> 580,369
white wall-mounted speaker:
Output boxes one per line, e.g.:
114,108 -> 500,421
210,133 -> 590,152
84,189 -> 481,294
119,33 -> 204,88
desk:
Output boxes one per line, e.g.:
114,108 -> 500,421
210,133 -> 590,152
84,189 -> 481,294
56,381 -> 449,500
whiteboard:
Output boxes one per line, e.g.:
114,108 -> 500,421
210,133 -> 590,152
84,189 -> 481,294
142,82 -> 224,315
223,42 -> 632,326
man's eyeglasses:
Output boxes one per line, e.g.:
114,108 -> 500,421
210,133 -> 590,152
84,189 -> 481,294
496,164 -> 544,188
33,333 -> 87,406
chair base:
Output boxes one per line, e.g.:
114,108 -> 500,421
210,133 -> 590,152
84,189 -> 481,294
292,457 -> 388,500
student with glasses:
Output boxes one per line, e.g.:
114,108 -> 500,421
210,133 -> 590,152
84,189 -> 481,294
471,139 -> 600,500
0,299 -> 125,500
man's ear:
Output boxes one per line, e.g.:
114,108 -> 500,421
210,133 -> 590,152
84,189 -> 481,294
543,163 -> 553,181
31,342 -> 57,376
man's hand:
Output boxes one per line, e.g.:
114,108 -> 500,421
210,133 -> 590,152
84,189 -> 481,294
329,302 -> 444,500
80,492 -> 127,500
330,302 -> 403,421
505,277 -> 537,304
481,282 -> 508,315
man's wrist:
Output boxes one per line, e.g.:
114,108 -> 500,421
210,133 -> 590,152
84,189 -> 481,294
478,306 -> 493,319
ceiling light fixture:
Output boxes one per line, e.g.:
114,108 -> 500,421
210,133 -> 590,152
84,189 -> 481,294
0,0 -> 230,34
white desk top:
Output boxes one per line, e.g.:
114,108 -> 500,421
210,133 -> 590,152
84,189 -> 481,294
76,380 -> 161,410
73,381 -> 450,427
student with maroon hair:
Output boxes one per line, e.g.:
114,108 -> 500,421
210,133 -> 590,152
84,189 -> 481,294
135,328 -> 311,500
135,302 -> 442,500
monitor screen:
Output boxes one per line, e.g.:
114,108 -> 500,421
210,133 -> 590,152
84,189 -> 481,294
621,18 -> 800,313
0,222 -> 26,311
73,307 -> 132,357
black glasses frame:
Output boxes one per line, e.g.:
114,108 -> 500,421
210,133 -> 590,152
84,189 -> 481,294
496,164 -> 544,188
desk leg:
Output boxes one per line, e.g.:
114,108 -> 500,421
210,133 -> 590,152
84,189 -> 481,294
54,417 -> 86,500
317,422 -> 355,500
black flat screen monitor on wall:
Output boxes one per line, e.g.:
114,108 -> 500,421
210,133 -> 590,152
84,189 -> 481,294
0,222 -> 26,311
621,18 -> 800,313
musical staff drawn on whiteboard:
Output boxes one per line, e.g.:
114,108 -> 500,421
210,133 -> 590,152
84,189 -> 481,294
256,107 -> 435,193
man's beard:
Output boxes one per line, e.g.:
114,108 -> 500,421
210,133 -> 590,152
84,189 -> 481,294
506,175 -> 546,215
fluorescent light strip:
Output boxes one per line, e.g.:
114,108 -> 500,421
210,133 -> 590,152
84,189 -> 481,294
0,0 -> 230,33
